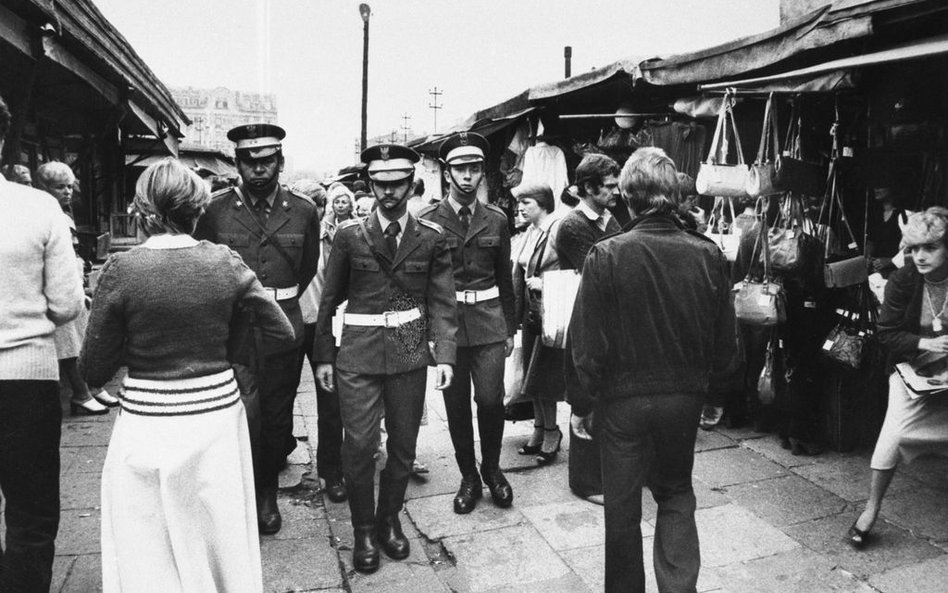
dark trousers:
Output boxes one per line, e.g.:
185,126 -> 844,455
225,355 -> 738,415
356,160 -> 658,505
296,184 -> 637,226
336,367 -> 426,526
599,393 -> 703,593
442,342 -> 507,475
294,323 -> 344,480
0,381 -> 61,593
234,345 -> 301,490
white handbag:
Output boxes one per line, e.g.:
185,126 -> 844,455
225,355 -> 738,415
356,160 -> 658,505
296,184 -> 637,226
696,90 -> 750,199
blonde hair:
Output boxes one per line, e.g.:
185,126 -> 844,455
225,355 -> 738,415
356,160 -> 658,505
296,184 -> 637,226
328,182 -> 354,204
619,147 -> 679,216
35,161 -> 75,190
900,207 -> 948,250
133,158 -> 210,235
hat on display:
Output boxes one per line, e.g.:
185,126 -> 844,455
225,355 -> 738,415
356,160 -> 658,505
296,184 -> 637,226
439,132 -> 489,166
361,143 -> 420,182
227,123 -> 286,159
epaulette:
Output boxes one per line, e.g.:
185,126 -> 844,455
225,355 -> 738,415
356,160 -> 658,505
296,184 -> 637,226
416,218 -> 444,234
416,203 -> 438,218
485,203 -> 508,218
210,186 -> 235,200
337,218 -> 361,231
287,188 -> 315,205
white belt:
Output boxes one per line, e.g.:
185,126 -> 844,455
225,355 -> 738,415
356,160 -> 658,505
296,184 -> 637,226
264,285 -> 299,301
344,307 -> 422,328
456,286 -> 500,305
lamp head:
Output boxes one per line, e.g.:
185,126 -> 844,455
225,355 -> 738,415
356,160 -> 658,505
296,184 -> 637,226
359,3 -> 371,22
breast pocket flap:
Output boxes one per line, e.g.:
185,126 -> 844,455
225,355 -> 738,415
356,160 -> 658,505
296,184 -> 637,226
477,235 -> 501,248
219,233 -> 249,247
353,257 -> 380,272
404,260 -> 427,273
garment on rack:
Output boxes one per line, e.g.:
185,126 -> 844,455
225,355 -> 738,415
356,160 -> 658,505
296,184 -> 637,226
521,141 -> 568,207
649,121 -> 707,179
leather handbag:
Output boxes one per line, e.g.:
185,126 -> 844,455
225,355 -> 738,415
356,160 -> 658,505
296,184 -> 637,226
735,216 -> 787,326
767,194 -> 822,275
746,93 -> 781,198
821,287 -> 877,370
774,100 -> 826,197
820,157 -> 868,288
696,91 -> 750,198
705,196 -> 742,262
757,335 -> 780,404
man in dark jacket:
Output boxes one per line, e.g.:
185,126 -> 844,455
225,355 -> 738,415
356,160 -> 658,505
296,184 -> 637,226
566,147 -> 738,593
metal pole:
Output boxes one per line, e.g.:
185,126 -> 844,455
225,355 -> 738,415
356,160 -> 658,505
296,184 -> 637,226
360,17 -> 369,152
564,46 -> 572,78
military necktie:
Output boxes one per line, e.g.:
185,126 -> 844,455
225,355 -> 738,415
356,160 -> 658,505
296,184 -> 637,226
384,221 -> 400,258
254,199 -> 270,223
458,205 -> 471,234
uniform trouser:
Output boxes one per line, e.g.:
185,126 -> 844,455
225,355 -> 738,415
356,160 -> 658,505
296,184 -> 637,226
599,393 -> 703,593
442,342 -> 507,476
0,381 -> 61,593
336,368 -> 427,526
294,324 -> 344,481
234,346 -> 301,491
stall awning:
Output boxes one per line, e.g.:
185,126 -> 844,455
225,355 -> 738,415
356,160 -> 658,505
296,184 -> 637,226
699,33 -> 948,91
126,146 -> 235,177
528,58 -> 640,101
126,99 -> 179,157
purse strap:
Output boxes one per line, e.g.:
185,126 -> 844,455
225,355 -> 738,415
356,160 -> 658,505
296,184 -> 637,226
754,93 -> 780,166
706,90 -> 745,166
746,197 -> 773,282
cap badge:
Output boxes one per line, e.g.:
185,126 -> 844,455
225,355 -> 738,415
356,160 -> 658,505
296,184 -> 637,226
459,132 -> 469,146
247,124 -> 257,136
380,146 -> 390,160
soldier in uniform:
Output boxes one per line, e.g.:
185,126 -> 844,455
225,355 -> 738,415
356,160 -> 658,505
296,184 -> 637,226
418,132 -> 516,514
314,143 -> 457,574
193,123 -> 320,535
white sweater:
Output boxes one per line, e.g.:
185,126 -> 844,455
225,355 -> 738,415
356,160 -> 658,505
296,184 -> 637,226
0,178 -> 84,380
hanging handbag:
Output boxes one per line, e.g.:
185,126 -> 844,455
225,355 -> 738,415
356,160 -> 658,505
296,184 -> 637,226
774,100 -> 826,197
821,286 -> 877,370
757,335 -> 780,405
705,196 -> 742,262
735,209 -> 787,326
767,194 -> 822,274
746,93 -> 781,198
696,91 -> 750,198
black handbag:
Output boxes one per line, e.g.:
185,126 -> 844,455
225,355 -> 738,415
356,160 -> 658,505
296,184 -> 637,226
767,194 -> 822,275
774,100 -> 826,198
819,125 -> 868,289
821,286 -> 877,370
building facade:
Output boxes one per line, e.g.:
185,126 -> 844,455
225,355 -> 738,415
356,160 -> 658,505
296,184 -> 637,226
170,87 -> 278,155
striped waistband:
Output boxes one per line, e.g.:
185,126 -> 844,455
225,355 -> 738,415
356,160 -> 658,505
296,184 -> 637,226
120,369 -> 240,417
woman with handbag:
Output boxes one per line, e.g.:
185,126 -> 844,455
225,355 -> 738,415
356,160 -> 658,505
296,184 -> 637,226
80,159 -> 294,592
512,182 -> 566,464
849,207 -> 948,549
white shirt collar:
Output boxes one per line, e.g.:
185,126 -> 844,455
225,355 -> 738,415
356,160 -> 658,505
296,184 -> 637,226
376,210 -> 409,236
576,200 -> 603,221
141,233 -> 199,250
447,196 -> 477,216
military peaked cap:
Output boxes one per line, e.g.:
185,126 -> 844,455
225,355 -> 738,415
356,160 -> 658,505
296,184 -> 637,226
361,143 -> 420,182
439,131 -> 489,166
227,123 -> 286,159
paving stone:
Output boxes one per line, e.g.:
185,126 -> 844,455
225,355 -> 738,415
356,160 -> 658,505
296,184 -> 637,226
60,554 -> 101,593
792,454 -> 915,502
478,572 -> 593,593
899,454 -> 948,490
60,471 -> 102,510
521,500 -> 604,551
286,441 -> 311,465
869,553 -> 948,593
340,537 -> 439,591
278,464 -> 305,490
407,493 -> 525,540
695,504 -> 798,567
442,525 -> 570,592
499,433 -> 552,471
60,421 -> 112,447
782,512 -> 944,578
713,423 -> 768,442
56,510 -> 101,555
741,435 -> 823,468
63,446 -> 109,473
292,413 -> 307,439
405,452 -> 466,500
693,447 -> 788,488
51,555 -> 75,593
501,462 -> 577,508
268,496 -> 329,541
724,474 -> 848,527
694,428 -> 736,453
261,537 -> 343,592
707,547 -> 876,593
882,485 -> 948,541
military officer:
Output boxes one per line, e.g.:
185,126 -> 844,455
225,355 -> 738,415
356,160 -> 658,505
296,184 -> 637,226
193,123 -> 320,535
418,132 -> 516,514
314,143 -> 457,574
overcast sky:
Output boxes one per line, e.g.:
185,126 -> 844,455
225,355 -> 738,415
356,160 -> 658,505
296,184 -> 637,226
95,0 -> 780,176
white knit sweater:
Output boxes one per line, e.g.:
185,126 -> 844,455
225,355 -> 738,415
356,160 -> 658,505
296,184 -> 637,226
0,178 -> 84,380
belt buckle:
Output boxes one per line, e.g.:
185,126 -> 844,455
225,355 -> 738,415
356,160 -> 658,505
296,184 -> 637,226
463,290 -> 477,305
382,311 -> 399,328
266,287 -> 278,300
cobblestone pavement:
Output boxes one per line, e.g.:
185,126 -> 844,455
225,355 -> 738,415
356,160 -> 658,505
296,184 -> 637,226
35,368 -> 948,592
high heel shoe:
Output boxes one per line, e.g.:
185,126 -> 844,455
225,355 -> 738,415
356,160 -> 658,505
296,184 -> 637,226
91,388 -> 120,408
70,398 -> 109,416
536,428 -> 562,465
847,520 -> 873,550
518,424 -> 544,455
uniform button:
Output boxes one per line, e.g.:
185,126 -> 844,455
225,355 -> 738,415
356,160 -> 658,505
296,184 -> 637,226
261,258 -> 267,263
261,272 -> 268,279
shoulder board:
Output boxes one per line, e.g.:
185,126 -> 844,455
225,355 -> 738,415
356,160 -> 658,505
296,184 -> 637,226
210,186 -> 235,200
416,218 -> 444,234
337,218 -> 361,231
416,203 -> 438,218
484,203 -> 508,218
287,188 -> 315,205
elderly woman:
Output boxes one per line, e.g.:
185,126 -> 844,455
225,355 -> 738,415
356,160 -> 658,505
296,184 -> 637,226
512,182 -> 564,464
34,162 -> 117,414
849,207 -> 948,548
80,158 -> 294,592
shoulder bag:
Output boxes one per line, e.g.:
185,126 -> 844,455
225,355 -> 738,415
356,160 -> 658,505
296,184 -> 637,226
734,206 -> 787,326
705,196 -> 742,262
767,193 -> 822,275
821,285 -> 877,370
774,100 -> 826,198
696,90 -> 750,198
820,158 -> 868,288
746,93 -> 781,198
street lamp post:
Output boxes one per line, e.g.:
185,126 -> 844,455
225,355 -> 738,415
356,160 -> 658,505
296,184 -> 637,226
359,3 -> 371,152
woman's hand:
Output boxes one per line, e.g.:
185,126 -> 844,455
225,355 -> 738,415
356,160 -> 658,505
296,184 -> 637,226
919,336 -> 948,353
525,276 -> 542,292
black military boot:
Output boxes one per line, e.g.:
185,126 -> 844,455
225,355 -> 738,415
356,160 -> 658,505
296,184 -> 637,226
478,405 -> 513,508
257,487 -> 282,534
349,482 -> 380,573
376,471 -> 411,560
480,464 -> 513,508
453,473 -> 483,514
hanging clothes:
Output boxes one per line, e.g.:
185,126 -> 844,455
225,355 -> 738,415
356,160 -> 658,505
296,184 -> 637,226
521,141 -> 569,210
649,120 -> 708,179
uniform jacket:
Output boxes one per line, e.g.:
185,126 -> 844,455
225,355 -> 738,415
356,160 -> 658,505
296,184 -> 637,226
418,199 -> 515,346
565,214 -> 738,416
313,213 -> 458,374
193,183 -> 320,347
